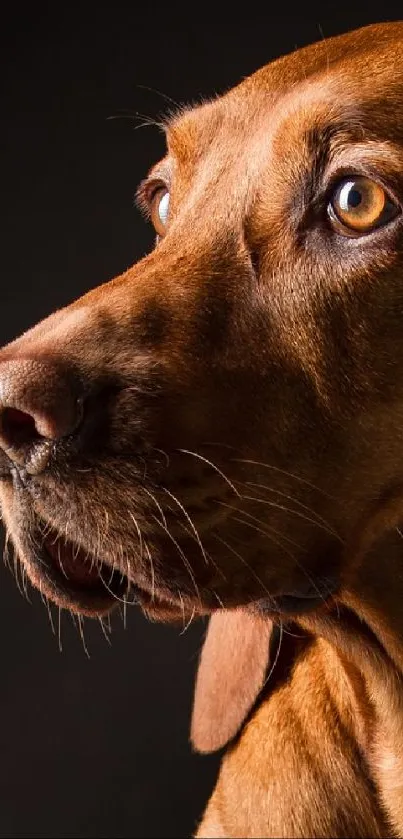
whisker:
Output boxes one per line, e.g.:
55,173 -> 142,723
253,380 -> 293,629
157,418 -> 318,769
239,480 -> 341,541
212,533 -> 273,598
44,596 -> 56,635
232,513 -> 298,562
178,591 -> 186,631
176,520 -> 227,582
106,110 -> 164,130
178,449 -> 240,498
12,554 -> 25,600
232,458 -> 336,501
279,624 -> 306,640
226,510 -> 333,606
239,492 -> 340,541
77,614 -> 90,658
135,83 -> 181,110
99,617 -> 112,646
123,598 -> 127,630
161,486 -> 209,565
143,541 -> 156,603
58,607 -> 63,653
21,565 -> 30,601
203,549 -> 227,581
141,487 -> 167,529
210,590 -> 225,609
129,511 -> 144,559
150,513 -> 201,605
3,530 -> 12,572
152,447 -> 170,468
263,621 -> 283,689
179,605 -> 196,635
57,540 -> 69,580
217,501 -> 305,552
216,502 -> 298,560
39,519 -> 54,540
99,573 -> 135,607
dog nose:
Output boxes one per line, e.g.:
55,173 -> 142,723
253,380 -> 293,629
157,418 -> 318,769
0,358 -> 83,469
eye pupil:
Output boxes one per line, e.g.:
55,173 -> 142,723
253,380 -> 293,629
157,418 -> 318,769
338,181 -> 365,212
347,188 -> 362,209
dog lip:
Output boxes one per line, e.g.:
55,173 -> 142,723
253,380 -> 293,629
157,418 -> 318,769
41,528 -> 111,589
21,517 -> 190,619
24,521 -> 130,615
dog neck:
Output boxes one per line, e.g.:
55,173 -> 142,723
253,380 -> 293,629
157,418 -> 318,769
298,529 -> 403,835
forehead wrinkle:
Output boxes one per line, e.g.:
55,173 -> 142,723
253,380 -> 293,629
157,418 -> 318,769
173,115 -> 273,228
166,113 -> 197,163
222,24 -> 403,159
161,98 -> 263,231
259,65 -> 403,168
166,98 -> 230,167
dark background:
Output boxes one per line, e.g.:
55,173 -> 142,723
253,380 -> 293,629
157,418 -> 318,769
0,7 -> 401,838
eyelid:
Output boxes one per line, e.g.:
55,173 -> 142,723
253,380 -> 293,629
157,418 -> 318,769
135,177 -> 170,217
327,141 -> 403,183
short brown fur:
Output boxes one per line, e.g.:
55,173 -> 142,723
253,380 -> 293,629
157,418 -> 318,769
1,21 -> 403,838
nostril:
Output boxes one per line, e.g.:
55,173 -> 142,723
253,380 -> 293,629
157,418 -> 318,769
0,357 -> 85,470
0,407 -> 42,451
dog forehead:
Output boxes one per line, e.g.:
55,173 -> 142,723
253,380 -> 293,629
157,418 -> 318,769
167,21 -> 403,161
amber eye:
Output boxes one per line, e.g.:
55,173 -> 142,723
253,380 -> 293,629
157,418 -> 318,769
150,187 -> 170,236
328,176 -> 399,236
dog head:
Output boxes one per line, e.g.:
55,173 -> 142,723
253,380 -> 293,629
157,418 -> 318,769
0,24 -> 403,670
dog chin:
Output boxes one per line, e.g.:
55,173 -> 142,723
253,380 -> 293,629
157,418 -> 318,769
1,503 -> 208,619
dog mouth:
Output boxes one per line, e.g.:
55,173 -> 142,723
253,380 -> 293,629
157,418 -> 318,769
17,518 -> 338,620
18,517 -> 199,620
31,523 -> 131,615
5,482 -> 340,620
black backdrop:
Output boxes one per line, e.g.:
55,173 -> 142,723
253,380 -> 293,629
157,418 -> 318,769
1,8 -> 401,838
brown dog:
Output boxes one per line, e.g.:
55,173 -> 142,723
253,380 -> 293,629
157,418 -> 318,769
1,20 -> 403,837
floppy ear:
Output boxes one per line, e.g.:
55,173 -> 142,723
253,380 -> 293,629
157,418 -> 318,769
190,609 -> 272,754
